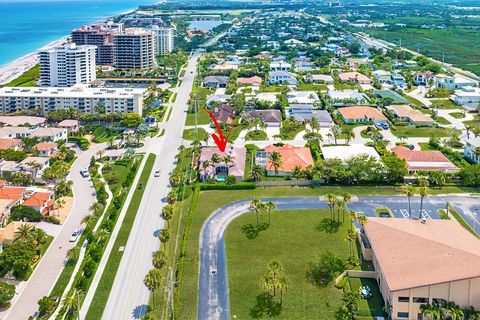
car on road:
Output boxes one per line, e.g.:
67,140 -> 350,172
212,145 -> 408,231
154,169 -> 160,177
210,267 -> 217,275
80,168 -> 89,178
70,229 -> 80,242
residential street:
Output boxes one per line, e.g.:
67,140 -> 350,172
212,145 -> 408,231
3,143 -> 105,320
198,195 -> 480,320
98,50 -> 202,319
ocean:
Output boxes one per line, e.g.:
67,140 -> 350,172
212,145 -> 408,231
0,0 -> 157,66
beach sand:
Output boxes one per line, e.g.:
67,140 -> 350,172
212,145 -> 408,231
0,37 -> 68,85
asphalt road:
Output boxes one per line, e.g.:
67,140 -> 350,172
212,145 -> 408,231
198,195 -> 480,320
3,143 -> 105,320
100,50 -> 202,319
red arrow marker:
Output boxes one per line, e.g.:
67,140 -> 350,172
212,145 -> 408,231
204,108 -> 232,152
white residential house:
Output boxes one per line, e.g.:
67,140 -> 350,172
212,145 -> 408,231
286,91 -> 319,105
268,71 -> 297,87
435,74 -> 478,90
464,137 -> 480,164
270,62 -> 292,71
452,86 -> 480,111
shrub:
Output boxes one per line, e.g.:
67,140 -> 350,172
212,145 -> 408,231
307,251 -> 344,287
0,281 -> 15,307
41,215 -> 60,225
9,205 -> 41,222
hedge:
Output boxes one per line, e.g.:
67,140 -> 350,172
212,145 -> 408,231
198,182 -> 256,190
68,136 -> 90,150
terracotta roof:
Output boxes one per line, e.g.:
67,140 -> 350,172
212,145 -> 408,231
364,218 -> 480,291
23,192 -> 52,208
236,76 -> 262,85
265,144 -> 314,172
391,146 -> 459,172
338,72 -> 371,83
0,186 -> 26,202
337,106 -> 387,121
35,142 -> 58,151
0,138 -> 22,150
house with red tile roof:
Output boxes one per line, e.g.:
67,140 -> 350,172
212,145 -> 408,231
0,182 -> 27,227
22,191 -> 54,215
264,144 -> 313,176
0,138 -> 22,151
337,106 -> 388,125
236,76 -> 262,86
338,72 -> 372,85
34,142 -> 58,157
361,218 -> 480,320
391,146 -> 460,173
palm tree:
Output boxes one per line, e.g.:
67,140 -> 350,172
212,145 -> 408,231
342,193 -> 352,223
158,229 -> 170,248
357,214 -> 367,231
144,268 -> 162,308
95,228 -> 109,244
203,132 -> 210,146
325,193 -> 336,221
250,164 -> 263,182
401,184 -> 415,219
265,201 -> 276,225
14,224 -> 34,242
310,117 -> 320,133
278,276 -> 288,305
81,214 -> 94,226
349,210 -> 359,231
152,250 -> 167,269
161,205 -> 174,228
346,230 -> 357,259
211,153 -> 221,166
89,202 -> 105,217
250,199 -> 262,225
261,275 -> 274,299
107,136 -> 116,149
421,303 -> 442,320
292,166 -> 303,180
335,198 -> 345,222
66,247 -> 80,263
418,186 -> 428,220
268,151 -> 283,176
223,155 -> 233,169
60,288 -> 83,317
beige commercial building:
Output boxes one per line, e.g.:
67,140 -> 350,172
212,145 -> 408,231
362,218 -> 480,320
113,28 -> 156,70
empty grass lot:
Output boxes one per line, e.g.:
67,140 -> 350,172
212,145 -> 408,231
2,64 -> 39,87
390,126 -> 452,137
182,128 -> 208,141
226,209 -> 382,319
430,99 -> 459,110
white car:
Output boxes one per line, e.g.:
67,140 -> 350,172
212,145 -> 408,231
80,168 -> 89,178
69,229 -> 80,242
154,170 -> 160,177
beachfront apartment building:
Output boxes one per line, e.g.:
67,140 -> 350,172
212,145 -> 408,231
0,85 -> 146,115
113,28 -> 156,70
71,23 -> 123,65
151,26 -> 175,54
39,43 -> 97,87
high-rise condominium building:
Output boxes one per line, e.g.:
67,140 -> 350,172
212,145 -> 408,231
71,23 -> 123,65
113,28 -> 156,70
152,26 -> 175,54
39,43 -> 97,87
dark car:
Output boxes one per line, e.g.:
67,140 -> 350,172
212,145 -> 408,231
407,144 -> 415,150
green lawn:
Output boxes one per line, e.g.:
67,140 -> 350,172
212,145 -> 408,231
298,82 -> 328,91
434,116 -> 451,125
85,154 -> 156,320
280,121 -> 305,140
182,128 -> 208,141
245,130 -> 267,141
259,85 -> 286,93
347,277 -> 385,317
450,209 -> 479,238
402,94 -> 423,107
185,109 -> 211,125
463,115 -> 480,131
449,112 -> 465,119
418,142 -> 437,151
2,64 -> 39,87
226,209 -> 375,319
390,126 -> 452,137
430,99 -> 459,110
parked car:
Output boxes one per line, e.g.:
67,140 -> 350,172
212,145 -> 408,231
70,229 -> 80,242
407,144 -> 415,150
80,168 -> 89,178
381,123 -> 389,130
154,169 -> 160,177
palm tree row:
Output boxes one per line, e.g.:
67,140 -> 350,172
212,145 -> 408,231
401,176 -> 429,219
324,193 -> 352,223
250,199 -> 276,225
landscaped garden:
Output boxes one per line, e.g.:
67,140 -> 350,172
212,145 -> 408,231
245,130 -> 267,141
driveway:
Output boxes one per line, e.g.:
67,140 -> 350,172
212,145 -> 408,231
198,195 -> 479,320
2,143 -> 105,320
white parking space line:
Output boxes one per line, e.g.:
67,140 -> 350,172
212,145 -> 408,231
400,209 -> 409,219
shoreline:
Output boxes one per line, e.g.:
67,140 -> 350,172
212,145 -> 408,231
0,6 -> 138,86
